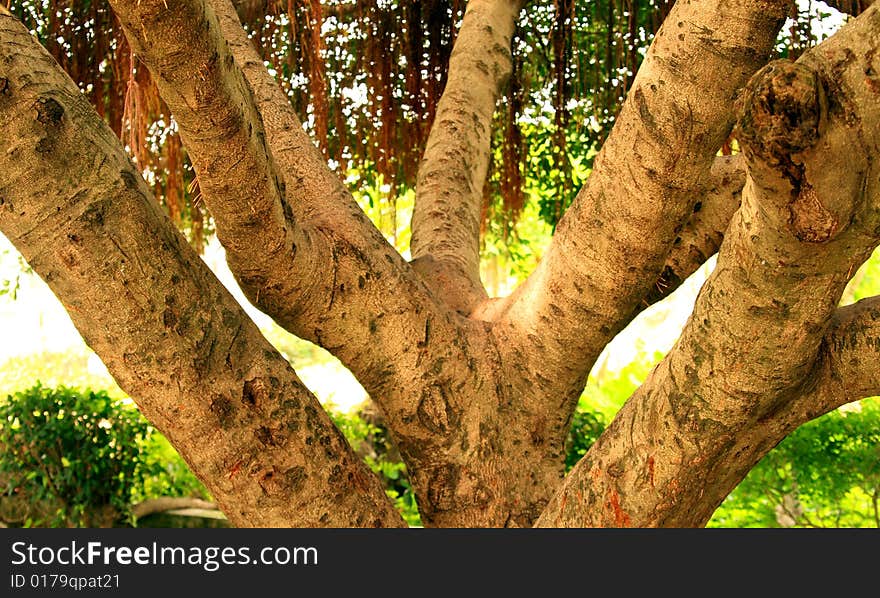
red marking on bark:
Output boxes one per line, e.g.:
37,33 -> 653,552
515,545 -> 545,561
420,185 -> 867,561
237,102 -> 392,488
647,456 -> 655,487
227,459 -> 243,480
607,488 -> 631,528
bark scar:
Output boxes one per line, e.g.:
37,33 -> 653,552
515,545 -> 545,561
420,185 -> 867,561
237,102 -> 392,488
417,384 -> 458,434
607,487 -> 631,527
788,181 -> 838,242
35,97 -> 64,126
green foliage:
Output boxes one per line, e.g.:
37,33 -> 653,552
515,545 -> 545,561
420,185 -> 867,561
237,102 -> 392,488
137,433 -> 209,505
481,198 -> 554,294
0,244 -> 32,300
564,409 -> 607,472
258,326 -> 335,370
0,384 -> 151,527
0,383 -> 208,527
581,353 -> 664,419
841,247 -> 880,306
349,175 -> 415,257
710,398 -> 880,528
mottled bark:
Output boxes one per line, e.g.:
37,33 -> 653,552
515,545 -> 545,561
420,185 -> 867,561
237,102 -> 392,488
475,0 -> 792,469
644,155 -> 746,306
410,0 -> 523,314
80,0 -> 563,528
111,0 -> 329,310
538,5 -> 880,527
2,0 -> 878,530
0,8 -> 403,528
819,297 -> 880,404
109,0 -> 446,425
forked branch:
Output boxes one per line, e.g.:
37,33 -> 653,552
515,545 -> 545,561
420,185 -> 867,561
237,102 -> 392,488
537,4 -> 880,527
0,7 -> 404,527
485,0 -> 792,416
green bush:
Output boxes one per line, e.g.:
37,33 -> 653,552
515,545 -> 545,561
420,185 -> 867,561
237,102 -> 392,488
564,410 -> 607,472
0,384 -> 151,527
0,383 -> 209,527
137,432 -> 210,505
709,397 -> 880,528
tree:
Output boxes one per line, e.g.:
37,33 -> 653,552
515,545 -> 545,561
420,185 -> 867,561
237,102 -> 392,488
0,0 -> 878,528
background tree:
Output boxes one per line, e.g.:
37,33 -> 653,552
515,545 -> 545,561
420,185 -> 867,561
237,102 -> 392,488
0,0 -> 878,527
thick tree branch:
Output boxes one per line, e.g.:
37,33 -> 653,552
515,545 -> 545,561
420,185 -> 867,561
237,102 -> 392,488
214,0 -> 345,226
0,7 -> 404,527
537,5 -> 880,527
108,0 -> 309,290
110,1 -> 464,434
106,1 -> 559,528
410,0 -> 523,314
815,296 -> 880,409
643,154 -> 746,306
210,0 -> 401,260
483,0 -> 791,415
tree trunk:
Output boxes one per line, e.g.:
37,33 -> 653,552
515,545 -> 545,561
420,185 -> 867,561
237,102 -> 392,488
1,0 -> 879,528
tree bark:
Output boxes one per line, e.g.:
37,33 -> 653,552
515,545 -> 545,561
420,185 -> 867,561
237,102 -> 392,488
1,0 -> 878,530
538,4 -> 880,527
643,155 -> 746,307
0,7 -> 404,528
470,1 -> 794,506
410,0 -> 523,314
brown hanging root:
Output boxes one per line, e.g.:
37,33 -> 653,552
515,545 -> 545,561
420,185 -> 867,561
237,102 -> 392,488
8,0 -> 826,244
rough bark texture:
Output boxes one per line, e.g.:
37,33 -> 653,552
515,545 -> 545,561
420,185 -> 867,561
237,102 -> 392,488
537,5 -> 880,527
0,7 -> 403,528
471,0 -> 794,504
410,0 -> 523,314
643,155 -> 746,306
1,0 -> 879,529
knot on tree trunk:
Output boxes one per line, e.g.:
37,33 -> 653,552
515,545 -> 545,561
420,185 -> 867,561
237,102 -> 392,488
736,60 -> 825,165
736,60 -> 855,243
